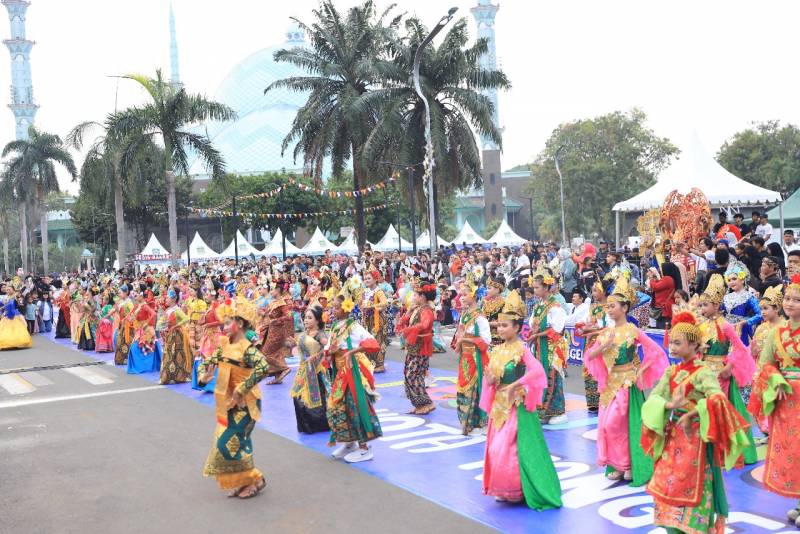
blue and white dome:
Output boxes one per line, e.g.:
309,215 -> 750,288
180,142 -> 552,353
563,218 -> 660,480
189,23 -> 311,176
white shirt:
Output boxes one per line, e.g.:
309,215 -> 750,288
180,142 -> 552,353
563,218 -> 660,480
531,304 -> 567,334
515,254 -> 531,276
324,321 -> 375,351
565,301 -> 590,327
689,253 -> 708,272
756,222 -> 774,241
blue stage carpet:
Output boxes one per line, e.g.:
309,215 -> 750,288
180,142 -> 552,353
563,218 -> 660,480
51,333 -> 793,533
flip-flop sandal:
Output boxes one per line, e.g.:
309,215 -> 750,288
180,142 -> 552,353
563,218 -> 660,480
227,487 -> 244,498
268,369 -> 291,385
418,405 -> 436,415
238,485 -> 259,499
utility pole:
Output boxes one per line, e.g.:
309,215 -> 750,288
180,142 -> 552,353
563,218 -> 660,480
184,211 -> 190,265
408,166 -> 417,255
232,195 -> 239,265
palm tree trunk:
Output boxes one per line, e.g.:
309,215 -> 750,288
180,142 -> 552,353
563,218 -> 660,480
18,202 -> 28,273
351,142 -> 366,251
2,234 -> 8,276
40,195 -> 49,274
166,170 -> 178,267
113,155 -> 126,272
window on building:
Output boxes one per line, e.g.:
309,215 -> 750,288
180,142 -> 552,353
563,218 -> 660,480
490,173 -> 496,185
491,204 -> 497,215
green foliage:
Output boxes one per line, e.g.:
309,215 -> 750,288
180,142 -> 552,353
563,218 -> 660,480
526,109 -> 677,241
716,120 -> 800,195
481,219 -> 502,240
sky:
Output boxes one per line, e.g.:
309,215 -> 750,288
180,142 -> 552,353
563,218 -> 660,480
5,0 -> 800,194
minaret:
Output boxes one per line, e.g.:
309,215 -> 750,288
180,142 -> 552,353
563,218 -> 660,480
169,2 -> 181,86
2,0 -> 37,140
471,0 -> 503,229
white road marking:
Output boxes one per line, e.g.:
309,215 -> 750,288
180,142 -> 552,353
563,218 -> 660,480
63,366 -> 114,385
0,385 -> 165,409
18,371 -> 53,387
0,374 -> 36,395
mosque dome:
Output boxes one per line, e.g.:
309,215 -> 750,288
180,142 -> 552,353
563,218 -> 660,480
189,23 -> 311,176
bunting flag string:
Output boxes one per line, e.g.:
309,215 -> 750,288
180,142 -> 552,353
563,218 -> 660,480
285,176 -> 395,198
188,202 -> 392,220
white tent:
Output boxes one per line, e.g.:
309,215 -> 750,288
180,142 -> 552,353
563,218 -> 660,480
301,227 -> 338,256
262,228 -> 302,257
335,231 -> 359,255
416,229 -> 451,249
220,230 -> 263,258
135,233 -> 171,263
487,219 -> 527,247
452,221 -> 488,246
372,224 -> 413,252
181,232 -> 220,262
613,132 -> 781,212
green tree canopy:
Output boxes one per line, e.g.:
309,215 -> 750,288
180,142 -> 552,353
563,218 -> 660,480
716,120 -> 800,195
525,109 -> 677,241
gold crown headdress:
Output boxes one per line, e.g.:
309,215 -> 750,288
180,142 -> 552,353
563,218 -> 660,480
498,290 -> 527,322
230,296 -> 257,325
533,264 -> 556,286
761,284 -> 784,309
607,276 -> 635,305
788,274 -> 800,293
699,274 -> 726,306
670,310 -> 702,345
487,277 -> 505,291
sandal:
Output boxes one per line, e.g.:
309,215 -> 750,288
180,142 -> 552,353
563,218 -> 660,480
238,484 -> 259,499
268,368 -> 291,385
227,486 -> 245,498
256,477 -> 266,494
417,404 -> 436,415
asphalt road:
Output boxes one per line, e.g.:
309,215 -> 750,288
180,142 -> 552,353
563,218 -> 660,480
0,334 -> 497,534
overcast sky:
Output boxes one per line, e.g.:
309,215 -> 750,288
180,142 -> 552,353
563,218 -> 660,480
6,0 -> 800,194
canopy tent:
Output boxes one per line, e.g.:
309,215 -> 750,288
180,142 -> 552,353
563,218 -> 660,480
181,232 -> 220,262
335,231 -> 359,255
451,220 -> 488,247
261,228 -> 303,257
487,219 -> 527,247
220,230 -> 263,258
613,133 -> 780,212
135,233 -> 171,263
767,188 -> 800,228
301,227 -> 338,256
371,224 -> 413,252
415,229 -> 451,249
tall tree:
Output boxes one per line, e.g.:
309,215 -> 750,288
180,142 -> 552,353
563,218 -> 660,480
362,17 -> 508,224
266,0 -> 401,251
0,170 -> 14,275
107,70 -> 235,266
3,126 -> 77,274
67,120 -> 129,271
717,120 -> 800,195
526,109 -> 677,241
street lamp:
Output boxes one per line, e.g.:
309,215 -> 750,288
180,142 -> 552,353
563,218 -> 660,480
518,196 -> 534,240
554,145 -> 568,247
413,7 -> 458,254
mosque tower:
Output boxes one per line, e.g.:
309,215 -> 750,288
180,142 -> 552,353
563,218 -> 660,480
471,0 -> 503,227
169,2 -> 181,86
2,0 -> 37,140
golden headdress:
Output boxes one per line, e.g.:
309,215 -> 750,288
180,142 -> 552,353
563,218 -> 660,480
700,274 -> 726,306
533,263 -> 556,287
761,284 -> 784,309
487,277 -> 505,291
670,310 -> 702,345
788,274 -> 800,294
230,296 -> 257,325
607,276 -> 634,305
498,290 -> 527,322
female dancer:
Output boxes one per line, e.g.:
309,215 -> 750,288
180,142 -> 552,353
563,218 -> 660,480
482,277 -> 506,347
643,311 -> 750,533
361,270 -> 389,373
480,290 -> 563,510
54,287 -> 72,339
575,279 -> 608,414
289,306 -> 331,434
114,286 -> 134,365
723,261 -> 762,344
584,277 -> 668,485
159,289 -> 192,384
527,272 -> 569,425
0,285 -> 32,350
193,290 -> 224,392
70,288 -> 83,344
697,273 -> 757,464
397,280 -> 436,415
185,286 -> 207,359
260,282 -> 293,385
95,293 -> 115,353
454,279 -> 491,436
750,275 -> 800,527
199,297 -> 269,499
77,290 -> 97,351
127,290 -> 161,374
325,294 -> 382,463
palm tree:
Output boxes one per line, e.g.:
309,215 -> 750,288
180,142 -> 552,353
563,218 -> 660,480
67,120 -> 128,271
107,70 -> 235,266
0,170 -> 14,275
361,17 -> 509,224
266,0 -> 401,250
3,126 -> 77,274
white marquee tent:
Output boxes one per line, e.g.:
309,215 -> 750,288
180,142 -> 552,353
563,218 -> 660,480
452,220 -> 488,247
220,230 -> 263,258
371,224 -> 413,252
262,228 -> 302,257
487,219 -> 527,247
416,229 -> 451,249
181,232 -> 220,262
136,233 -> 171,262
301,227 -> 338,256
335,231 -> 359,255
